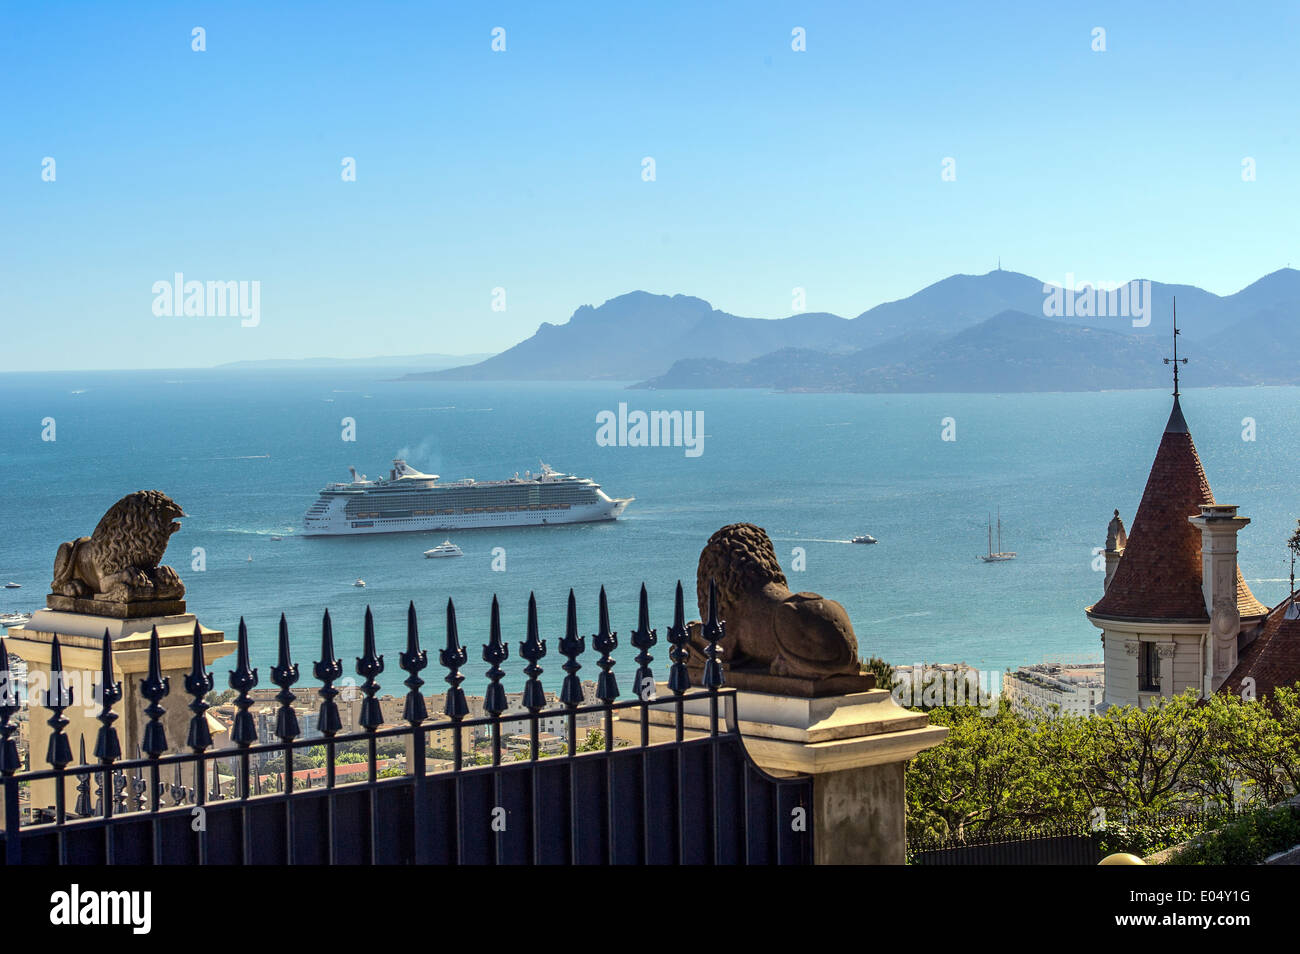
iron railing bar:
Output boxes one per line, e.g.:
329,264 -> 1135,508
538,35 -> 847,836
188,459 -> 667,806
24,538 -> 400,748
283,745 -> 295,864
195,755 -> 208,865
15,689 -> 741,786
774,773 -> 784,866
0,777 -> 17,864
675,743 -> 685,864
325,736 -> 336,865
710,728 -> 720,865
457,772 -> 468,866
569,746 -> 579,864
640,741 -> 650,864
741,759 -> 750,865
101,764 -> 114,864
367,732 -> 378,864
531,759 -> 541,865
410,724 -> 427,865
16,704 -> 742,794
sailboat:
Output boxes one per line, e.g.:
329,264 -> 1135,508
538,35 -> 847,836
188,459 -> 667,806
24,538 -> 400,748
980,510 -> 1016,562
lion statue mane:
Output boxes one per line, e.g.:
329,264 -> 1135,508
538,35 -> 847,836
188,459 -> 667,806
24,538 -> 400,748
694,522 -> 861,679
50,491 -> 187,604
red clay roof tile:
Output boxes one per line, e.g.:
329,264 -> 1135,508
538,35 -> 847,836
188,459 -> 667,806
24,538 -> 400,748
1221,599 -> 1300,699
1089,398 -> 1266,622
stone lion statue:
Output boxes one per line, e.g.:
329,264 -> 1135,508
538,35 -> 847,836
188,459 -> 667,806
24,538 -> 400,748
694,523 -> 861,679
50,491 -> 187,604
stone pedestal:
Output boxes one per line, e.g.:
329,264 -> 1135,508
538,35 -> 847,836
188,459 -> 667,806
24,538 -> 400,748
614,684 -> 948,864
2,609 -> 235,819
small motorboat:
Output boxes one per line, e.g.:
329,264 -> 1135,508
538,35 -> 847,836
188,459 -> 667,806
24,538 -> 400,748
270,535 -> 283,541
0,612 -> 31,628
247,555 -> 253,563
3,582 -> 20,589
851,535 -> 877,545
353,579 -> 366,588
424,541 -> 464,559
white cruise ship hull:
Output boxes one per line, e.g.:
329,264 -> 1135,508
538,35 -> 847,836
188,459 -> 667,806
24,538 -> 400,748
303,495 -> 631,536
302,458 -> 632,537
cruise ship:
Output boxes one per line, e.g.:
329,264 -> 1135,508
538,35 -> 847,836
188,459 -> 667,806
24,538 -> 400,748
302,460 -> 633,536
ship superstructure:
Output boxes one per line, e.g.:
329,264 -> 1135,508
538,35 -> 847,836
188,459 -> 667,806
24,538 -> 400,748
302,460 -> 632,536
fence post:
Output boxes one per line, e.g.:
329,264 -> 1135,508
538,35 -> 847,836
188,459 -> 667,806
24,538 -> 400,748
400,600 -> 429,864
270,614 -> 300,863
0,637 -> 21,862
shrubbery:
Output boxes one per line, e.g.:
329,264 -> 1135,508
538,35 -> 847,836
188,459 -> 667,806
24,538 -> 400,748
906,688 -> 1300,843
1167,805 -> 1300,865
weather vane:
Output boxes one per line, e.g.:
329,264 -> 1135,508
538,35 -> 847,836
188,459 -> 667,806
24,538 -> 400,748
1163,296 -> 1187,397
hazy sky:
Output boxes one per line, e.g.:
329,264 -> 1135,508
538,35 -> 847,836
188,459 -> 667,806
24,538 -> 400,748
2,1 -> 1297,370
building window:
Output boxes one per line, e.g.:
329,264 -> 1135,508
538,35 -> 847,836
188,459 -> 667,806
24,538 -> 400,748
1139,642 -> 1161,692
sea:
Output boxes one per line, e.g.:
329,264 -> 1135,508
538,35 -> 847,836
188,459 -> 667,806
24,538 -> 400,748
1,370 -> 1297,695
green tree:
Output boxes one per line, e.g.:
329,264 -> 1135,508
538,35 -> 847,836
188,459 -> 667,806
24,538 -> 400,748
1065,692 -> 1210,814
863,657 -> 895,690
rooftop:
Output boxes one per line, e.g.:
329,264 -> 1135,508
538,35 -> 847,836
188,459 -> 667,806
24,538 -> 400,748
1088,397 -> 1267,623
1220,597 -> 1300,700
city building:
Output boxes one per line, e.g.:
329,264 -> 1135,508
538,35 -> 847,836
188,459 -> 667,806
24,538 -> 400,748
1003,662 -> 1104,718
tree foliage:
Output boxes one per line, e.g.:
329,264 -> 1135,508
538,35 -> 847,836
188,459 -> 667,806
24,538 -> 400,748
906,688 -> 1300,840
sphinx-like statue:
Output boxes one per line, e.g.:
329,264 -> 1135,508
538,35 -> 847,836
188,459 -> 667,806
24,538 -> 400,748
49,490 -> 187,617
689,523 -> 872,694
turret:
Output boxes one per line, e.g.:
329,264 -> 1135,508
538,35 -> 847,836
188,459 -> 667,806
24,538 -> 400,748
1103,509 -> 1127,592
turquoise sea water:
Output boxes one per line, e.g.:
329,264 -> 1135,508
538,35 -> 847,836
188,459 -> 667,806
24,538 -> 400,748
1,371 -> 1296,694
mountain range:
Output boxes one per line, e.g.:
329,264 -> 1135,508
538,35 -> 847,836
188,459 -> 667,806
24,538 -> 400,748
400,268 -> 1300,391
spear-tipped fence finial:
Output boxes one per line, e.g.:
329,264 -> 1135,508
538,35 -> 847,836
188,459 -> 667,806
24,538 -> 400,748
93,629 -> 122,768
74,736 -> 91,817
630,583 -> 658,702
483,596 -> 509,765
399,601 -> 428,725
45,634 -> 74,772
270,613 -> 300,743
593,586 -> 619,703
520,592 -> 547,712
356,606 -> 385,732
666,581 -> 690,695
440,598 -> 469,720
483,596 -> 509,718
140,627 -> 170,759
701,578 -> 726,691
558,589 -> 585,707
314,609 -> 343,738
229,618 -> 259,747
0,638 -> 21,776
184,622 -> 214,753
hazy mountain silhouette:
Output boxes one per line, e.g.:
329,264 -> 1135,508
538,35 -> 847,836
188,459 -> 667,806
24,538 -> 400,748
402,268 -> 1298,390
419,291 -> 853,381
636,312 -> 1257,392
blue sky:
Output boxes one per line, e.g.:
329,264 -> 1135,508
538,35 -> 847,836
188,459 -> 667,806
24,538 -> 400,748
2,1 -> 1297,370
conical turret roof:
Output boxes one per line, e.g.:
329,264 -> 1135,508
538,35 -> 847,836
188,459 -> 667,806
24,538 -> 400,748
1089,397 -> 1267,622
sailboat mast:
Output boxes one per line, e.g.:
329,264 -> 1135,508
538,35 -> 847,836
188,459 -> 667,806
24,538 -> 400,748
997,509 -> 1002,553
988,514 -> 992,556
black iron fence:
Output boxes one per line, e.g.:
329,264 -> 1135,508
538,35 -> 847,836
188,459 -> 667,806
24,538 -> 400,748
907,805 -> 1253,865
0,581 -> 813,865
908,824 -> 1104,865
